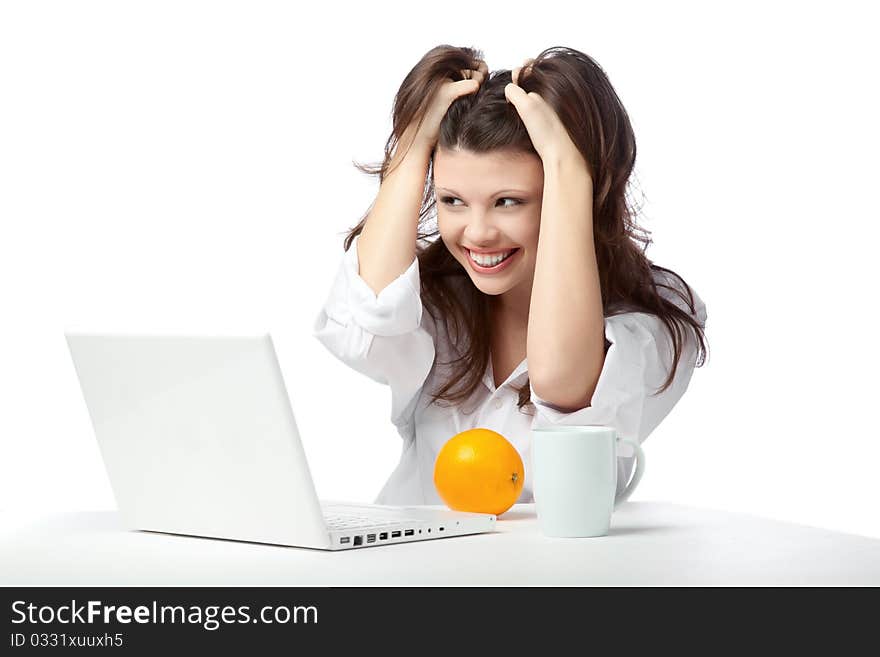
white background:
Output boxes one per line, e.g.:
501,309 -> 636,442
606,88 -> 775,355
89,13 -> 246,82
2,1 -> 878,538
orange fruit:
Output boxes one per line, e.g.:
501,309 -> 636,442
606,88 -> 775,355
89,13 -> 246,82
433,428 -> 524,516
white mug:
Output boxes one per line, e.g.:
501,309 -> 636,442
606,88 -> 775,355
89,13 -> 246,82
531,425 -> 645,537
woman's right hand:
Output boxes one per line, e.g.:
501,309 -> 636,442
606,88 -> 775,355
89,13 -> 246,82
404,60 -> 488,152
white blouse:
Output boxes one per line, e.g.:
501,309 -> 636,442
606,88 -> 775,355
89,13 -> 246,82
313,233 -> 708,507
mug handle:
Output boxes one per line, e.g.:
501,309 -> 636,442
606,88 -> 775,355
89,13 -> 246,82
613,437 -> 645,507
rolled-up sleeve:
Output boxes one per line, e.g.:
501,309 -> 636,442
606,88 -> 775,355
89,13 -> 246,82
529,288 -> 707,460
313,233 -> 436,426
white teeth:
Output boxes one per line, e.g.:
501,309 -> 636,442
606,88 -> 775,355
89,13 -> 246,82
469,249 -> 515,267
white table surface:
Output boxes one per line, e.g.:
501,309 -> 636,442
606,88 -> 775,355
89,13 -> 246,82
2,502 -> 879,586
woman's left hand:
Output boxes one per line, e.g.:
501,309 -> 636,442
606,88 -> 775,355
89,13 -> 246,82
505,59 -> 591,178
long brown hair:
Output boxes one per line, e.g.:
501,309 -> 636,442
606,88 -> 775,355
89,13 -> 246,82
341,44 -> 709,415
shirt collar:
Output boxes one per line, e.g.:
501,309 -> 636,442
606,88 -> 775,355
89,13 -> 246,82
483,357 -> 530,393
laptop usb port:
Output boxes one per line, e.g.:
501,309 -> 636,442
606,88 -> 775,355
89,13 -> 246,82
353,536 -> 363,546
379,532 -> 388,540
391,531 -> 401,538
340,536 -> 351,544
404,529 -> 414,536
366,534 -> 376,543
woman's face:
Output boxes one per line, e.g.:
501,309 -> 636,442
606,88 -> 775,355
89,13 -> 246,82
433,146 -> 544,304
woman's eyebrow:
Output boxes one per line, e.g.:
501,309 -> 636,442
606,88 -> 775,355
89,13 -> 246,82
435,186 -> 529,196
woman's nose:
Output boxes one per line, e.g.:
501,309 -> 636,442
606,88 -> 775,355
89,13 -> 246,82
463,212 -> 499,243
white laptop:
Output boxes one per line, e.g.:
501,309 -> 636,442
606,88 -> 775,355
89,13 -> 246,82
64,331 -> 496,550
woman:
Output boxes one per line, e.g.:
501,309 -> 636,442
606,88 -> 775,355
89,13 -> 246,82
313,45 -> 709,506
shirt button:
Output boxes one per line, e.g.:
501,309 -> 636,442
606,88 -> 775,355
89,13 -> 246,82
493,398 -> 503,410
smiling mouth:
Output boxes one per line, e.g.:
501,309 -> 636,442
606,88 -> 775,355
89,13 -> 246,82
465,247 -> 519,268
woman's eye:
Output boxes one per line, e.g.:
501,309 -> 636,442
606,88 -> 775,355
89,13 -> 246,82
440,196 -> 522,208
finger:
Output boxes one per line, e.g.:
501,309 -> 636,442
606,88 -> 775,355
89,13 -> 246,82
515,58 -> 536,86
468,60 -> 488,83
525,89 -> 546,104
458,68 -> 485,88
449,77 -> 480,97
504,81 -> 528,105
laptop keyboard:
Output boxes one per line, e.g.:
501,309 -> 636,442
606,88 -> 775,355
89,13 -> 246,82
323,513 -> 419,530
